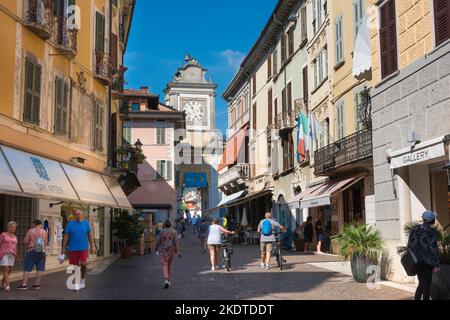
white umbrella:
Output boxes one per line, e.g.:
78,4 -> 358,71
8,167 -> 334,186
240,207 -> 249,227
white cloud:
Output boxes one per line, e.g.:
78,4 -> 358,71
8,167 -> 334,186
219,49 -> 245,72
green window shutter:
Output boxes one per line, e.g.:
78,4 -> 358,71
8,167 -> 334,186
336,16 -> 344,63
95,12 -> 105,52
167,161 -> 173,181
355,89 -> 364,132
337,101 -> 345,140
93,103 -> 103,151
23,58 -> 41,126
123,125 -> 131,145
62,81 -> 69,136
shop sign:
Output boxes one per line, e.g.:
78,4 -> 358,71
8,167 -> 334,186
1,146 -> 78,200
390,143 -> 445,170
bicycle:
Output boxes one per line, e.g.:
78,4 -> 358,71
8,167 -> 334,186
221,235 -> 233,272
272,232 -> 286,270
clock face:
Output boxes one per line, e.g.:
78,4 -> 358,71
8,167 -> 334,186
184,101 -> 204,122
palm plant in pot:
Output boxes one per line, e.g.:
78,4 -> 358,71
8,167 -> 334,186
331,223 -> 385,283
113,211 -> 144,259
398,222 -> 450,300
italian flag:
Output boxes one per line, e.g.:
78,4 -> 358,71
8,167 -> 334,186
297,112 -> 308,162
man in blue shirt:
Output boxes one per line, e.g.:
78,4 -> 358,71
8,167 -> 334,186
61,210 -> 96,291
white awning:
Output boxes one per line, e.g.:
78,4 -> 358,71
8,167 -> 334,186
0,148 -> 23,194
300,176 -> 364,209
352,14 -> 372,79
1,146 -> 79,202
217,190 -> 248,207
102,175 -> 134,210
61,164 -> 118,208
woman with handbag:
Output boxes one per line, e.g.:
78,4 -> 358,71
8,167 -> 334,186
407,211 -> 440,300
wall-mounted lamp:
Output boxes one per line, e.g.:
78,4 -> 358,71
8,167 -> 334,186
134,139 -> 143,150
288,13 -> 298,23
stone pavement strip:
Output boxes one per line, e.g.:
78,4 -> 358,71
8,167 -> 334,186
0,227 -> 413,300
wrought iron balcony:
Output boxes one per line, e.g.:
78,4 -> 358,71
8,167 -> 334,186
94,51 -> 112,84
314,128 -> 373,176
218,164 -> 249,193
23,0 -> 54,40
53,16 -> 77,58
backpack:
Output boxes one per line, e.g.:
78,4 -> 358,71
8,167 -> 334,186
34,229 -> 45,253
261,219 -> 273,236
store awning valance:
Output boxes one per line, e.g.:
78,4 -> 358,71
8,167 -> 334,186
1,146 -> 79,202
0,145 -> 133,210
286,182 -> 327,209
300,176 -> 364,209
352,14 -> 372,79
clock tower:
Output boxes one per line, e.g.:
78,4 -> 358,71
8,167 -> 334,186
164,54 -> 217,131
164,55 -> 222,215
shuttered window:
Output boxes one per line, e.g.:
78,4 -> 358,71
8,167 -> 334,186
288,26 -> 295,57
380,0 -> 398,78
252,75 -> 256,96
303,66 -> 309,106
434,0 -> 450,46
95,12 -> 105,53
267,54 -> 272,79
273,49 -> 278,76
353,0 -> 364,39
336,16 -> 344,63
301,6 -> 307,42
336,101 -> 345,140
94,102 -> 104,152
23,57 -> 41,126
54,76 -> 69,136
281,88 -> 286,116
281,33 -> 287,64
156,160 -> 172,180
157,127 -> 166,145
252,102 -> 257,130
122,123 -> 132,145
268,88 -> 273,126
274,98 -> 278,123
287,82 -> 292,114
110,33 -> 118,70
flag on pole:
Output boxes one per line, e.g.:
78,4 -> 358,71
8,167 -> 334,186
297,112 -> 308,162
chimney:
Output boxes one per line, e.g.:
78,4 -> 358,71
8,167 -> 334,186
140,86 -> 149,94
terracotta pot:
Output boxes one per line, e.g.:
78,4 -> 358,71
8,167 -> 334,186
119,246 -> 132,259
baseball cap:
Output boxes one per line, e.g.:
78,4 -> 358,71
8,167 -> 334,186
422,211 -> 437,223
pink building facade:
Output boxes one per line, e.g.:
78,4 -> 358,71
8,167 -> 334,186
123,88 -> 185,222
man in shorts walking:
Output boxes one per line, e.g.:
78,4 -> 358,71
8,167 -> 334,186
257,212 -> 286,270
61,210 -> 96,291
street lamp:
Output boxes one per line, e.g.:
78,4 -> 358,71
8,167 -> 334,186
134,139 -> 143,150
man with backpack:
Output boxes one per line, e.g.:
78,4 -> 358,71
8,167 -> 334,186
257,212 -> 286,270
17,220 -> 48,290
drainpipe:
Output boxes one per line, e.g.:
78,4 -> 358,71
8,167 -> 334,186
107,0 -> 113,173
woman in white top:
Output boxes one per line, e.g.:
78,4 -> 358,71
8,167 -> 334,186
207,219 -> 234,271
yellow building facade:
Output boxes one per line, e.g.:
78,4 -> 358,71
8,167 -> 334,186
0,0 -> 135,270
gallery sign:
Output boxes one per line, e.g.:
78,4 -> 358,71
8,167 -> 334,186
390,141 -> 446,170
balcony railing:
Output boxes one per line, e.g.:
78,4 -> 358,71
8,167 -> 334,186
94,51 -> 112,84
218,164 -> 249,189
114,147 -> 139,174
274,99 -> 304,131
53,16 -> 77,58
314,128 -> 373,176
23,0 -> 54,40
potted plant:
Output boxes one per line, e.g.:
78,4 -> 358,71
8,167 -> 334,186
398,222 -> 450,300
113,211 -> 144,259
331,223 -> 385,283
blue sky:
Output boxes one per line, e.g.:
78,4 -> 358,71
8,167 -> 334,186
124,0 -> 277,134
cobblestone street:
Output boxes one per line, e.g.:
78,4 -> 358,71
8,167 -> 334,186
0,227 -> 413,300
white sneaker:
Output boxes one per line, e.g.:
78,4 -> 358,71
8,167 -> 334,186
211,266 -> 216,271
265,265 -> 270,270
74,283 -> 80,291
260,263 -> 265,268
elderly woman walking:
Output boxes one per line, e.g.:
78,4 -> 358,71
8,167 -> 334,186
0,222 -> 18,292
156,220 -> 181,289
